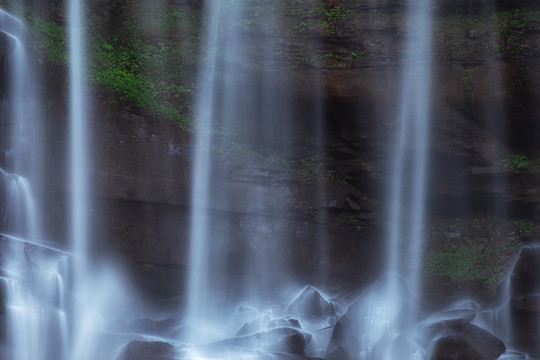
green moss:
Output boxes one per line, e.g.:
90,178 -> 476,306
321,2 -> 351,36
511,219 -> 534,236
499,154 -> 537,173
434,7 -> 540,59
495,8 -> 539,55
425,216 -> 527,288
27,16 -> 67,65
87,4 -> 198,130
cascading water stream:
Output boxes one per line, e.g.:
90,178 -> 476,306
66,0 -> 103,359
185,0 -> 222,335
186,1 -> 293,343
0,8 -> 68,360
381,0 -> 433,357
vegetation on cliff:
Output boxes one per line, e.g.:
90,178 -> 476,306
0,0 -> 538,293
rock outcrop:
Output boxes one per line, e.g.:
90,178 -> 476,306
25,0 -> 540,308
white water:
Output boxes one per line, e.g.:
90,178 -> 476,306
66,1 -> 108,360
382,0 -> 433,357
0,8 -> 68,360
185,0 -> 222,334
186,1 -> 292,342
68,0 -> 89,277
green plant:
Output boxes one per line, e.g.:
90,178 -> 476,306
499,154 -> 535,172
165,8 -> 184,27
424,216 -> 524,288
27,16 -> 67,65
495,8 -> 539,55
511,219 -> 534,236
87,4 -> 196,130
324,3 -> 350,23
424,237 -> 520,288
295,21 -> 308,33
320,2 -> 351,35
338,215 -> 364,232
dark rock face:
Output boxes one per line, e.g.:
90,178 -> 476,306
108,318 -> 179,339
0,31 -> 15,100
0,31 -> 15,57
115,340 -> 323,360
424,306 -> 505,360
428,324 -> 506,360
507,244 -> 540,347
115,341 -> 178,360
213,327 -> 312,355
510,245 -> 540,300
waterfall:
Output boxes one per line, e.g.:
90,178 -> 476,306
68,0 -> 89,277
0,8 -> 68,360
186,0 -> 293,342
388,0 -> 433,313
1,1 -> 539,360
66,1 -> 106,359
185,0 -> 221,335
382,0 -> 433,357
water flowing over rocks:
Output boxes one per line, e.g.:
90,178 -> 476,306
213,327 -> 313,355
108,318 -> 179,339
0,235 -> 69,358
286,286 -> 338,325
420,309 -> 477,330
325,277 -> 409,359
1,0 -> 540,359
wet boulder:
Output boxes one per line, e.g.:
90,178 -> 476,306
116,340 -> 323,360
213,327 -> 312,355
428,324 -> 505,360
326,345 -> 352,360
266,318 -> 301,330
498,351 -> 531,360
420,308 -> 477,332
325,276 -> 408,360
286,286 -> 337,324
115,341 -> 179,360
108,318 -> 178,338
430,334 -> 484,360
235,308 -> 277,336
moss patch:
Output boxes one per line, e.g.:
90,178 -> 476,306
27,15 -> 67,65
424,216 -> 528,288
